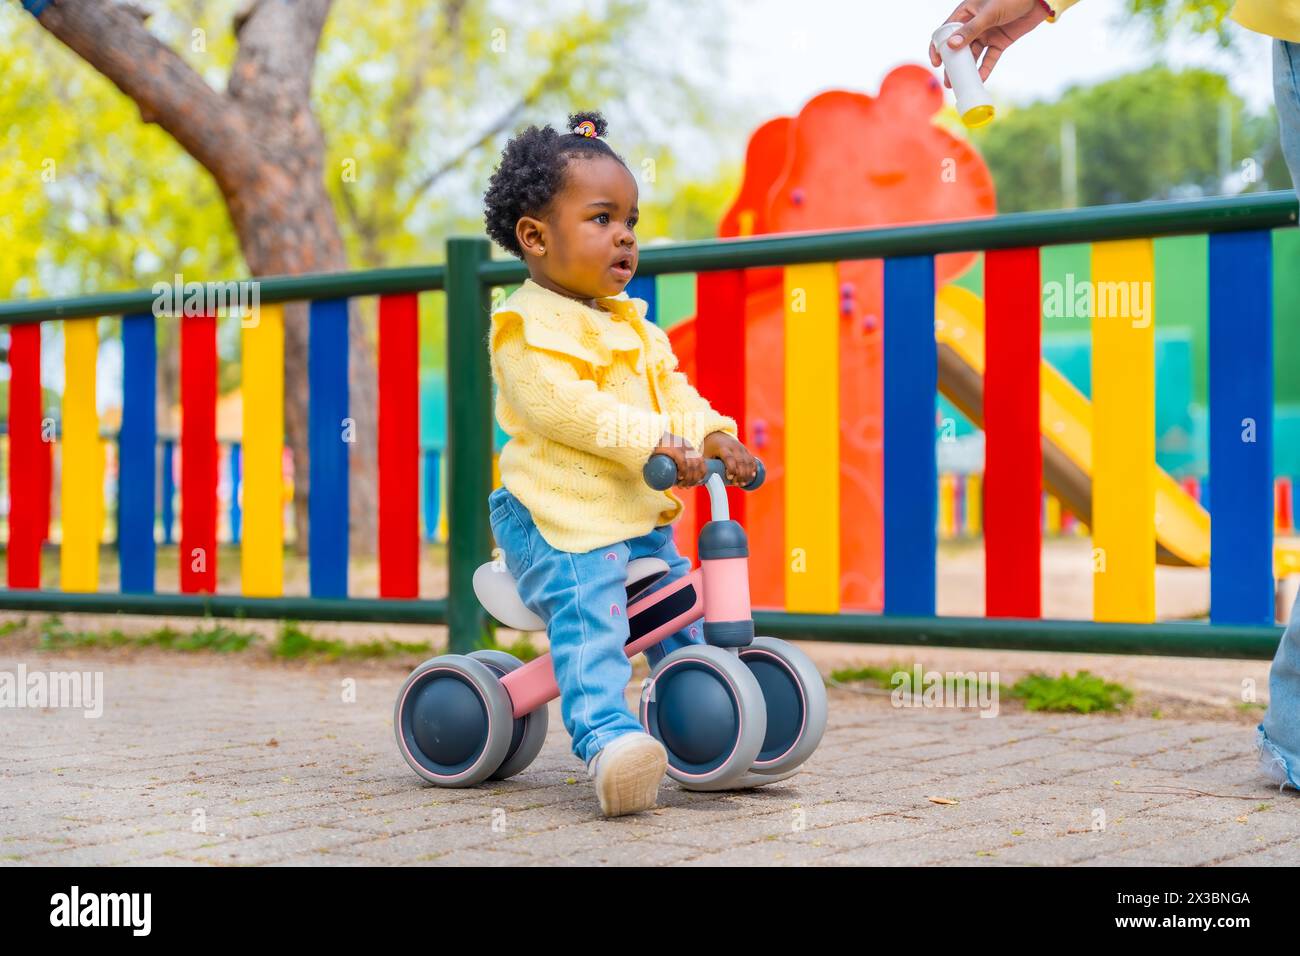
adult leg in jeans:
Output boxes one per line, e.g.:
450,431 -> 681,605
1257,39 -> 1300,790
1261,595 -> 1300,789
1275,40 -> 1300,186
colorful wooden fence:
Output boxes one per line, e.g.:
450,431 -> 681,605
0,194 -> 1296,655
619,217 -> 1297,631
0,295 -> 442,601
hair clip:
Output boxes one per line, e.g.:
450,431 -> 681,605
574,120 -> 598,138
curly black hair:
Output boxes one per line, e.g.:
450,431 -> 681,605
483,111 -> 628,258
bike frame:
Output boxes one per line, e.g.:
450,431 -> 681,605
498,472 -> 751,719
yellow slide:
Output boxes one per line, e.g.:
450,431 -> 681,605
934,285 -> 1300,577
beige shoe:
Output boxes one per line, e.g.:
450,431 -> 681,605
586,731 -> 668,817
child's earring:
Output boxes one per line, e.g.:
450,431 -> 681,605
537,245 -> 545,255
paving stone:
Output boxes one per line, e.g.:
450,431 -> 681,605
1212,837 -> 1300,865
185,826 -> 377,865
6,652 -> 1300,866
341,825 -> 524,862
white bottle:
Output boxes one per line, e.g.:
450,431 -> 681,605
932,22 -> 996,128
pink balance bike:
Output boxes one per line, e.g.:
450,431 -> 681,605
394,454 -> 828,792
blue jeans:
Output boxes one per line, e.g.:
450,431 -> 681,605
1257,40 -> 1300,790
1261,594 -> 1300,789
486,485 -> 705,765
1276,40 -> 1300,188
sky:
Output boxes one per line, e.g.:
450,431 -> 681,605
719,0 -> 1274,119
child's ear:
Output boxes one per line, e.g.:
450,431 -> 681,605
517,217 -> 547,258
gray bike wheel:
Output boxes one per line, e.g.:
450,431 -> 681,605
738,636 -> 829,777
639,644 -> 767,791
394,654 -> 514,788
468,649 -> 549,781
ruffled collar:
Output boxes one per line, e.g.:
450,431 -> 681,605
494,277 -> 651,373
520,277 -> 640,321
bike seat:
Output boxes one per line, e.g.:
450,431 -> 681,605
473,557 -> 672,632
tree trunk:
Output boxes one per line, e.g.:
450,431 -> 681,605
34,0 -> 379,558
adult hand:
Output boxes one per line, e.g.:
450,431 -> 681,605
929,0 -> 1051,87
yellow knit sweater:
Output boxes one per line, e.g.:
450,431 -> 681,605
1047,0 -> 1300,41
489,278 -> 739,554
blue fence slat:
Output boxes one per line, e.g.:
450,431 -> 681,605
626,276 -> 657,324
1209,230 -> 1274,625
309,297 -> 350,597
119,313 -> 156,593
883,256 -> 937,616
229,441 -> 242,544
161,439 -> 175,544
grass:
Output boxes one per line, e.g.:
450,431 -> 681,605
829,664 -> 904,688
829,662 -> 999,697
831,661 -> 1134,714
1009,670 -> 1133,714
269,622 -> 438,660
39,616 -> 259,653
478,631 -> 543,663
0,542 -> 450,594
273,622 -> 399,660
34,615 -> 433,661
25,613 -> 541,666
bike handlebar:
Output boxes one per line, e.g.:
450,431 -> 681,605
642,454 -> 766,492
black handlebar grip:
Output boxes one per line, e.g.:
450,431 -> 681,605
643,454 -> 765,492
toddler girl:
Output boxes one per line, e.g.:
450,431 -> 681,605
481,111 -> 759,817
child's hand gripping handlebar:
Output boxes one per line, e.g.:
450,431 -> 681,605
642,454 -> 766,492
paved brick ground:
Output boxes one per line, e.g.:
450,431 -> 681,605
2,651 -> 1298,866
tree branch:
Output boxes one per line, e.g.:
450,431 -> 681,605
402,21 -> 610,206
405,94 -> 532,204
30,0 -> 259,192
228,0 -> 334,113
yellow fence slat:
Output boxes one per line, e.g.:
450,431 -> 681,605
783,264 -> 840,612
938,473 -> 956,539
60,319 -> 102,592
241,304 -> 285,596
1044,493 -> 1062,536
1091,239 -> 1156,622
964,473 -> 982,536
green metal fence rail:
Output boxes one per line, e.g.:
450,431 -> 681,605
1,191 -> 1296,657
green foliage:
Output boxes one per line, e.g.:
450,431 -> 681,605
1010,670 -> 1134,713
140,624 -> 261,653
1,0 -> 740,301
479,631 -> 542,663
37,616 -> 259,652
271,621 -> 433,660
975,66 -> 1288,212
38,617 -> 131,650
0,4 -> 243,301
829,663 -> 905,688
829,662 -> 999,697
32,614 -> 435,659
1123,0 -> 1238,47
